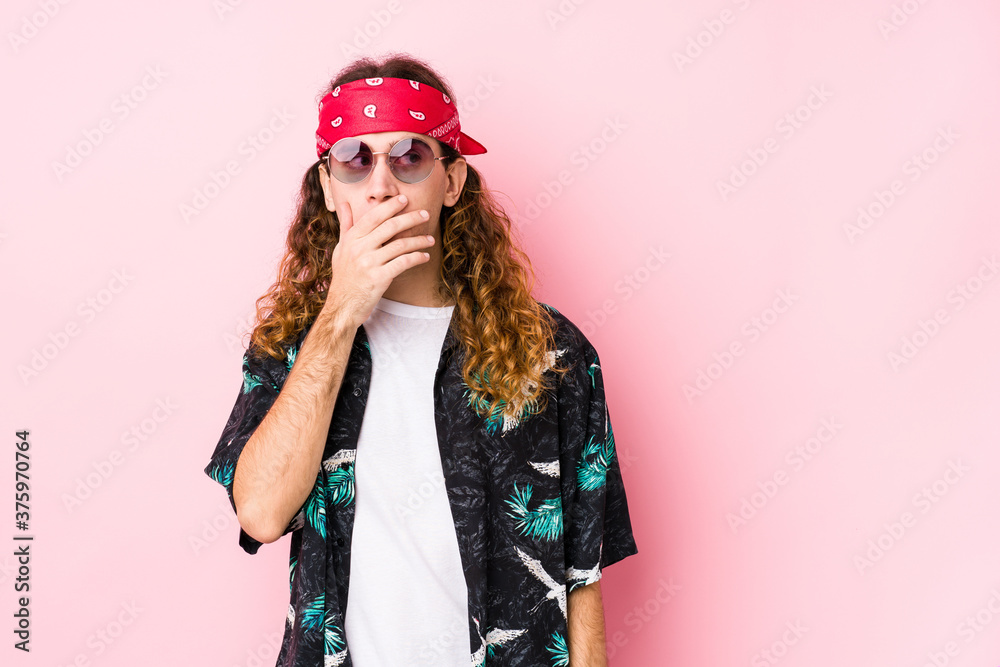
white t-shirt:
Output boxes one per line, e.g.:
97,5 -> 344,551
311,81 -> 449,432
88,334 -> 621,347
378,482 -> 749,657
344,296 -> 471,666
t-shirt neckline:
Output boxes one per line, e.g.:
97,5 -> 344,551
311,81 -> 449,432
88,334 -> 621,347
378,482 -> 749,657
374,296 -> 455,320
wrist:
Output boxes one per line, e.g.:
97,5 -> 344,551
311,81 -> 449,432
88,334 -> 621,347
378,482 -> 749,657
316,303 -> 358,338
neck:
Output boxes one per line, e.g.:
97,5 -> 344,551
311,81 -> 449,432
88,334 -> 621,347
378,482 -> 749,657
381,264 -> 454,307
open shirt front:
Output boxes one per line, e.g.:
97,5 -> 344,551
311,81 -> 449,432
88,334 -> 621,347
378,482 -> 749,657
204,302 -> 639,666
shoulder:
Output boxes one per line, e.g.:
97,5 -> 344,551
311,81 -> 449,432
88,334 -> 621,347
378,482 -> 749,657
539,301 -> 601,400
538,302 -> 607,409
244,325 -> 312,384
538,301 -> 600,368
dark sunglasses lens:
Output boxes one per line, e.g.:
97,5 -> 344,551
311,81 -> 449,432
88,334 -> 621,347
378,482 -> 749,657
389,138 -> 435,183
330,139 -> 373,183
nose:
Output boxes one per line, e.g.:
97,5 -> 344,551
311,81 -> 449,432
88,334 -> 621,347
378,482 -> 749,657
366,153 -> 400,203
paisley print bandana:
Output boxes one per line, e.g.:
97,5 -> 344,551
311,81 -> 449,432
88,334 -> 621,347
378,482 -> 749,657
315,76 -> 487,158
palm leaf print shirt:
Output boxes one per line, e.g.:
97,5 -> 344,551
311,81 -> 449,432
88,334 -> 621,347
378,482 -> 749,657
204,302 -> 639,666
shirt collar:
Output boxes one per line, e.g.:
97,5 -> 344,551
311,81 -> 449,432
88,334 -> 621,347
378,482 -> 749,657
296,312 -> 461,359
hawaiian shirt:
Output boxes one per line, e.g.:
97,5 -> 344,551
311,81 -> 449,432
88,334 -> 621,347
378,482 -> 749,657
204,302 -> 639,666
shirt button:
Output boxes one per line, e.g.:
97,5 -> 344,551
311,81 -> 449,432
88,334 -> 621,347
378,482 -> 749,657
337,537 -> 345,546
352,387 -> 361,397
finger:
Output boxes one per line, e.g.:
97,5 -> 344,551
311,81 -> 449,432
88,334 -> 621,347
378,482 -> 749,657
356,194 -> 410,238
383,246 -> 432,277
374,233 -> 435,264
370,209 -> 431,248
339,199 -> 354,236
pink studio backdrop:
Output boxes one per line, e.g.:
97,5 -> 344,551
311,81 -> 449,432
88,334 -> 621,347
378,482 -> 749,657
3,1 -> 999,665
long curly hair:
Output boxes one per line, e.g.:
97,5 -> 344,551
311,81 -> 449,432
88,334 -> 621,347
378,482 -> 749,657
246,53 -> 571,421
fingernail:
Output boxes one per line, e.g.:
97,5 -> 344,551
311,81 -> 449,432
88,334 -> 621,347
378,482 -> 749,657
398,195 -> 407,203
420,210 -> 429,219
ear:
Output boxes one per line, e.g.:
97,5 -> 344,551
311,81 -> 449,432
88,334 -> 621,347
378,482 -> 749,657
443,157 -> 468,208
318,163 -> 336,212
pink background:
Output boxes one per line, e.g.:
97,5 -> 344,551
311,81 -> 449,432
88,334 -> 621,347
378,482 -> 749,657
3,1 -> 1000,665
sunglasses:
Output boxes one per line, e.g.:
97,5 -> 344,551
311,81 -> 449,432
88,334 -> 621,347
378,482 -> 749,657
324,137 -> 447,184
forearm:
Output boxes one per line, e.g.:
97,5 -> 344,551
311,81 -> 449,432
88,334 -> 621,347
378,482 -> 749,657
567,580 -> 608,666
233,309 -> 355,543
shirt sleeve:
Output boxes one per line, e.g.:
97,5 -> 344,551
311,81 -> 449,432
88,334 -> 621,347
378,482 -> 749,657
203,344 -> 302,555
560,343 -> 639,592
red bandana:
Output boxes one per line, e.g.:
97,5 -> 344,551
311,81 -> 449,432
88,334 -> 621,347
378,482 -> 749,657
315,77 -> 487,158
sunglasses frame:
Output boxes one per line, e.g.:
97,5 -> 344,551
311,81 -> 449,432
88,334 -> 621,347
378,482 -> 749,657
324,136 -> 448,185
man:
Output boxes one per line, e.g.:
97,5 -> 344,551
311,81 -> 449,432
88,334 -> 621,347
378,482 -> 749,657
205,57 -> 637,667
